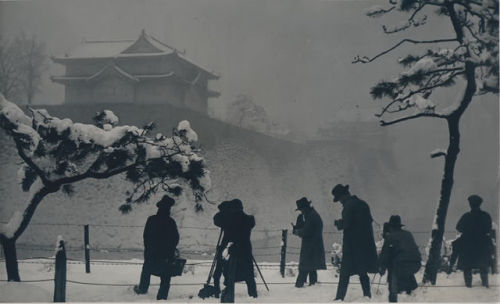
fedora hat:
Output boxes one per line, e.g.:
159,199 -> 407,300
156,195 -> 175,209
388,215 -> 404,227
230,198 -> 244,210
217,200 -> 232,211
467,194 -> 483,208
296,197 -> 311,211
331,184 -> 349,202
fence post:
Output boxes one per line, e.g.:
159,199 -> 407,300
280,229 -> 288,278
54,236 -> 66,302
84,224 -> 90,273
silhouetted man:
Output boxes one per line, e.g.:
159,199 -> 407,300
379,215 -> 421,302
456,194 -> 492,288
292,197 -> 326,287
214,199 -> 257,303
134,195 -> 179,300
331,184 -> 378,301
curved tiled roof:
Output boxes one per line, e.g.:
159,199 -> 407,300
52,30 -> 219,78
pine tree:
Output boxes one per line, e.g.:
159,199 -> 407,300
0,94 -> 210,281
355,0 -> 498,284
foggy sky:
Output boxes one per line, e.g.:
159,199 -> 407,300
0,0 -> 495,136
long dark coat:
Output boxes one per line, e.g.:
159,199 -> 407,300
456,209 -> 492,269
338,195 -> 378,275
379,229 -> 421,293
143,208 -> 179,276
214,208 -> 255,282
295,208 -> 326,271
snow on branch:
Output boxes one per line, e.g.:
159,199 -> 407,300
430,149 -> 447,158
373,69 -> 465,118
0,94 -> 211,214
0,211 -> 23,239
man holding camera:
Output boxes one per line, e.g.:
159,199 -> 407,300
213,199 -> 257,303
331,184 -> 378,301
292,197 -> 326,288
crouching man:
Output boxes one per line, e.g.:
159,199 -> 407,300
378,215 -> 421,303
134,195 -> 180,300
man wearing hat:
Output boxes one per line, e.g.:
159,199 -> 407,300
455,194 -> 493,288
292,197 -> 326,287
134,195 -> 179,300
378,215 -> 421,302
331,184 -> 378,301
213,199 -> 257,302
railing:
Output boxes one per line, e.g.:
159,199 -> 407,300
0,229 -> 498,302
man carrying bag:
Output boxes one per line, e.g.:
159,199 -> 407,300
134,195 -> 180,300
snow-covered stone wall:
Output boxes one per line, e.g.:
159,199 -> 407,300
0,102 -> 497,261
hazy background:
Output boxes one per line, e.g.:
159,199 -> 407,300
1,0 -> 487,137
0,0 -> 498,261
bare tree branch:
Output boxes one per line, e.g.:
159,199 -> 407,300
353,38 -> 458,64
380,112 -> 447,126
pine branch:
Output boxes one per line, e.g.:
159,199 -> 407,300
376,70 -> 465,116
380,112 -> 447,126
353,38 -> 458,64
14,139 -> 51,186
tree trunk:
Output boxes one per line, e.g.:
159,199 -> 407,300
0,185 -> 56,281
422,60 -> 476,284
1,238 -> 21,281
422,118 -> 461,284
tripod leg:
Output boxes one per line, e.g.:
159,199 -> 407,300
252,255 -> 269,291
206,229 -> 223,285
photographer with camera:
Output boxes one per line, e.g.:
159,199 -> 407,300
331,184 -> 378,302
214,199 -> 257,303
292,197 -> 326,288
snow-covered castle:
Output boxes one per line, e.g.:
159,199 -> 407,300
51,30 -> 219,114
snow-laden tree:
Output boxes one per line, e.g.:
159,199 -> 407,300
0,93 -> 211,281
226,94 -> 289,137
355,0 -> 498,284
14,32 -> 47,105
0,33 -> 47,104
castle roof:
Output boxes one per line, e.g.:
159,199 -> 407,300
52,30 -> 219,79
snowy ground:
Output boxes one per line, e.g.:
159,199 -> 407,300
1,258 -> 499,302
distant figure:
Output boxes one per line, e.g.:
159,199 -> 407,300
455,194 -> 492,288
378,215 -> 421,303
213,199 -> 257,303
134,195 -> 179,300
292,197 -> 326,287
331,184 -> 378,301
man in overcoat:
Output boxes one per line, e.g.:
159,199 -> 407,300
331,184 -> 378,301
213,199 -> 257,303
134,195 -> 180,300
378,215 -> 421,302
292,197 -> 326,287
455,194 -> 493,288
